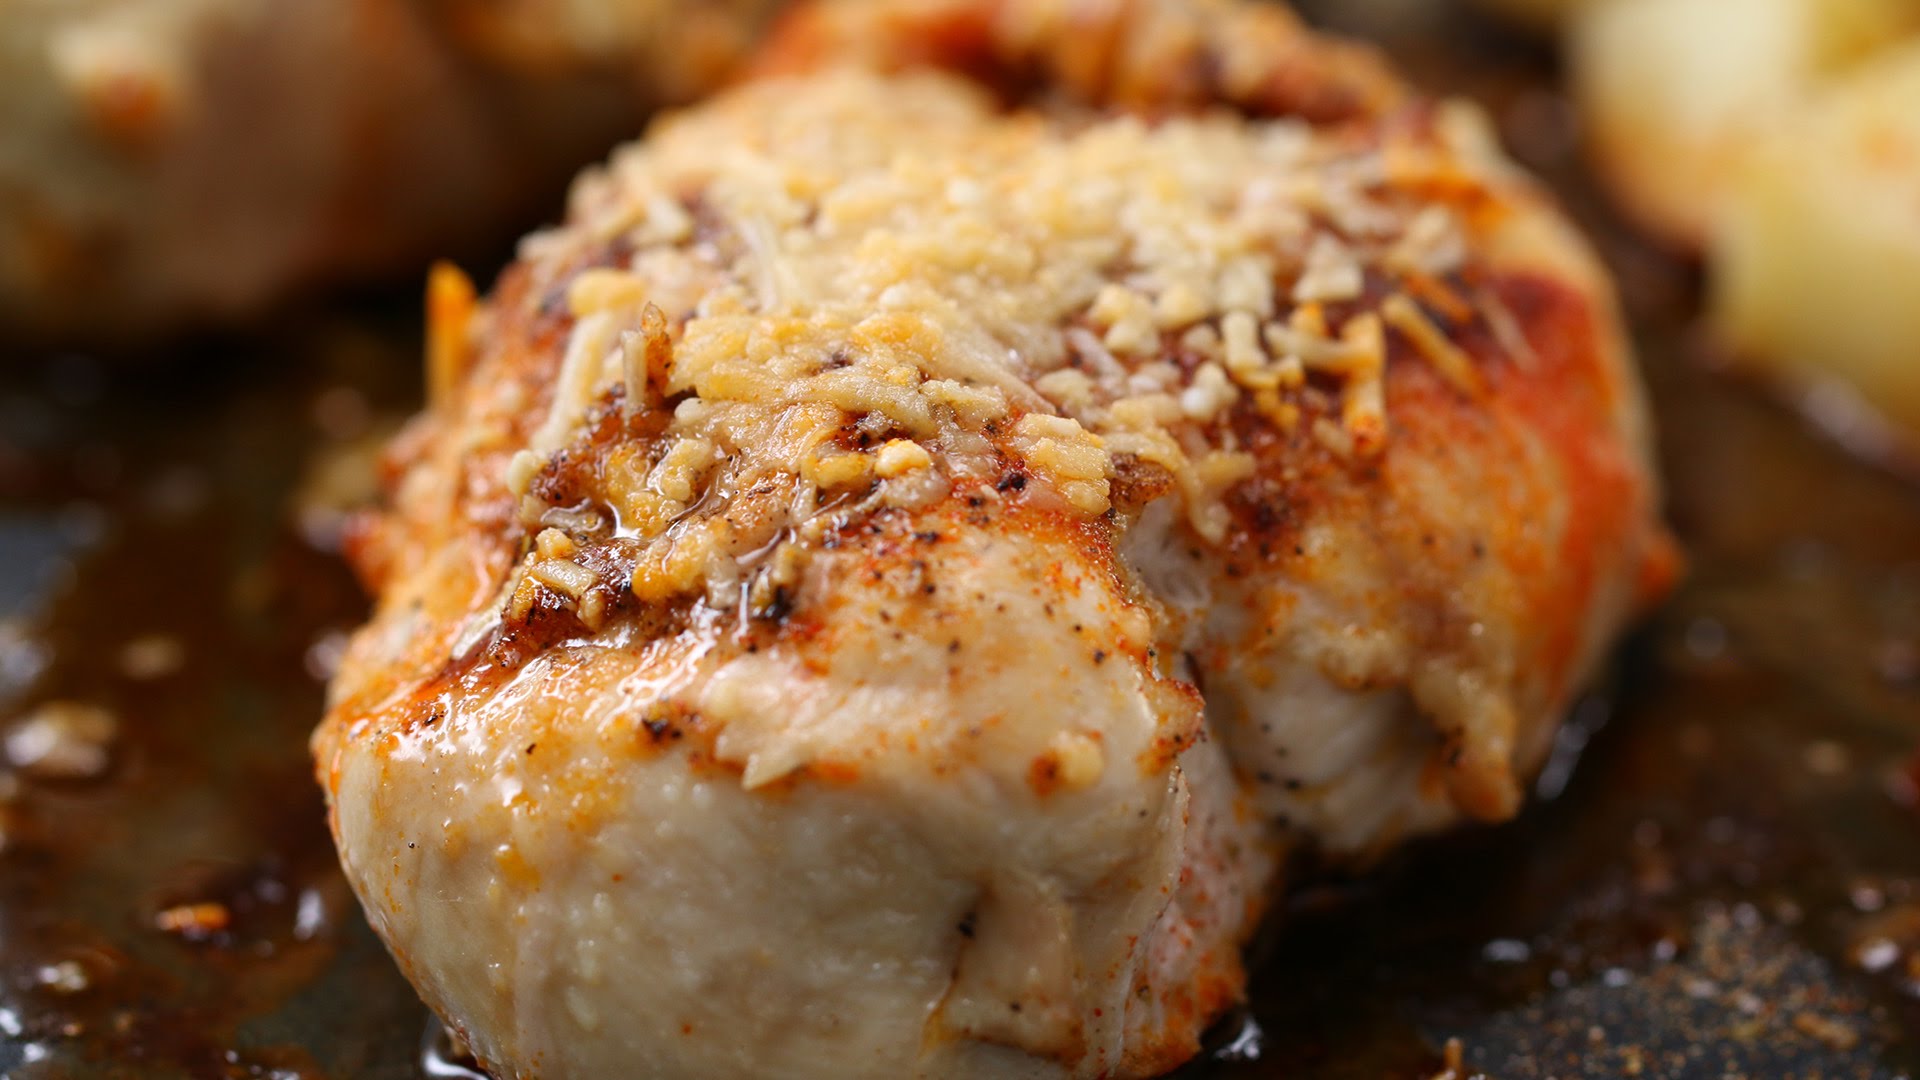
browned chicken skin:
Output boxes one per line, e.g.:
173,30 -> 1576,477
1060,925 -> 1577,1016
314,2 -> 1677,1076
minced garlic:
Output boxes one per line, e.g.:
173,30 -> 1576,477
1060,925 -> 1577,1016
1014,414 -> 1111,515
875,439 -> 934,478
650,437 -> 715,502
530,558 -> 599,601
804,449 -> 875,489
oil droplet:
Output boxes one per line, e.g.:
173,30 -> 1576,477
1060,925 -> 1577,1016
1206,1009 -> 1263,1064
421,1017 -> 489,1079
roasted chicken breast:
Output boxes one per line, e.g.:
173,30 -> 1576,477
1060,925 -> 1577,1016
314,1 -> 1676,1076
0,0 -> 774,339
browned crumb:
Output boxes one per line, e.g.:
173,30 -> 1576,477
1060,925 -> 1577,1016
154,902 -> 232,940
1792,1011 -> 1861,1052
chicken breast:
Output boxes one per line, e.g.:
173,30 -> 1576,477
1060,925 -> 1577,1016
313,1 -> 1676,1076
0,0 -> 774,340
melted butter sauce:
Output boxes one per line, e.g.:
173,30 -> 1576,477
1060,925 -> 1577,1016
0,321 -> 430,1078
3,6 -> 1920,1077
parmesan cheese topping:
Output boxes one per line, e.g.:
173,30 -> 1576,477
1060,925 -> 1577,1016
486,68 -> 1511,616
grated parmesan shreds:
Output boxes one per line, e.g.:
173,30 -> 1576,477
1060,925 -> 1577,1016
1382,293 -> 1484,398
478,67 -> 1515,613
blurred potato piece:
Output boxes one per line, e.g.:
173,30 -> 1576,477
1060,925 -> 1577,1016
1712,44 -> 1920,449
1570,0 -> 1920,250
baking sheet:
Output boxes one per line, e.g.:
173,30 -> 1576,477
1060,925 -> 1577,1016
1,4 -> 1917,1076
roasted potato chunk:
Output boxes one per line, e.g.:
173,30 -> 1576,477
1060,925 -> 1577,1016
1712,43 -> 1920,450
1571,0 -> 1919,249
